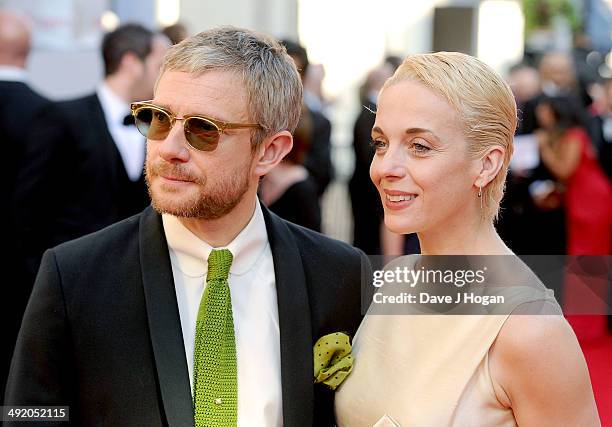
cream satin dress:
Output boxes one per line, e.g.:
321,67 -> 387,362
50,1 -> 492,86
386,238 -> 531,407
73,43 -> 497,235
335,257 -> 560,427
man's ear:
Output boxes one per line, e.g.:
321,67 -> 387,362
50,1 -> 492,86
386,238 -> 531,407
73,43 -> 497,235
120,51 -> 144,78
475,146 -> 505,189
253,131 -> 293,177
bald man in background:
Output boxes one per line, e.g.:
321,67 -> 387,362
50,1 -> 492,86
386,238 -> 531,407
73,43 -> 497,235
0,9 -> 50,404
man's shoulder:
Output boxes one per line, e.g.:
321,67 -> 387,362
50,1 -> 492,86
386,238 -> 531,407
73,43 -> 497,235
56,92 -> 97,106
0,81 -> 48,103
53,209 -> 146,261
34,93 -> 103,144
35,93 -> 97,126
53,93 -> 98,115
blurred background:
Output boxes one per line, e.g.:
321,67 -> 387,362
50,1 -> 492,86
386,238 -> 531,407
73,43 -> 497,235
2,0 -> 611,423
5,0 -> 610,242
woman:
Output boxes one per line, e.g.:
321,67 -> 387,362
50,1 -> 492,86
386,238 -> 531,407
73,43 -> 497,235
260,104 -> 321,232
334,52 -> 600,426
536,96 -> 612,342
535,95 -> 612,255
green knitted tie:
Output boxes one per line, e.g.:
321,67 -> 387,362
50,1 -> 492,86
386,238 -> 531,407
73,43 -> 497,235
193,249 -> 237,427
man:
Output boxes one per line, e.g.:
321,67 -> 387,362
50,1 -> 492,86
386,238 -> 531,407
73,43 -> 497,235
593,78 -> 612,180
506,62 -> 540,125
12,24 -> 169,283
0,9 -> 50,405
162,22 -> 189,45
499,52 -> 585,255
282,40 -> 334,196
519,52 -> 589,135
6,27 -> 367,427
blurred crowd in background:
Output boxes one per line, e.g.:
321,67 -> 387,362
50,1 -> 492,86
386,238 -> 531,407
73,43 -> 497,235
2,0 -> 612,419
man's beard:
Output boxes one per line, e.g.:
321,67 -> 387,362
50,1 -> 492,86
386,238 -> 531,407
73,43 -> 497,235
145,159 -> 251,220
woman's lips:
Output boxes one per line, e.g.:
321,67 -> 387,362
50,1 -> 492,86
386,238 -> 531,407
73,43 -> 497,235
383,189 -> 418,210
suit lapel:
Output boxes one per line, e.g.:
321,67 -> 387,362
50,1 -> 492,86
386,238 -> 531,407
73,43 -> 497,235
262,204 -> 314,426
139,207 -> 195,427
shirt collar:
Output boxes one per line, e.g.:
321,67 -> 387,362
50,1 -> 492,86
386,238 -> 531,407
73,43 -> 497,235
0,66 -> 28,83
96,81 -> 131,126
162,199 -> 269,278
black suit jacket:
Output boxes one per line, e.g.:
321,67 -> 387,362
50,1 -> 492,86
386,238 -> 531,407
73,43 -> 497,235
348,101 -> 382,255
5,204 -> 369,426
1,80 -> 50,405
13,93 -> 149,284
2,81 -> 49,273
303,107 -> 333,196
1,81 -> 50,208
592,114 -> 612,181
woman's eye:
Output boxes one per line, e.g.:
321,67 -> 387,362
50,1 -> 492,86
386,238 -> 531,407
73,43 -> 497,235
370,139 -> 388,151
411,139 -> 431,154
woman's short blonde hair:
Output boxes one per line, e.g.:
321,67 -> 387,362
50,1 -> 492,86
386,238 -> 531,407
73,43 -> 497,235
383,52 -> 517,221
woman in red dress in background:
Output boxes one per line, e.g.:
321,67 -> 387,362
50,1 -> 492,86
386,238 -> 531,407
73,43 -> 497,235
536,95 -> 612,347
536,96 -> 612,255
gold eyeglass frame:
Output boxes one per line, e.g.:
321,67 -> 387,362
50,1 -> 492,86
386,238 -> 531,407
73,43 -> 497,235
130,100 -> 267,150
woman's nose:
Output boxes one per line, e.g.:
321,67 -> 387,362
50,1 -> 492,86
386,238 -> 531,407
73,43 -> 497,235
371,144 -> 408,182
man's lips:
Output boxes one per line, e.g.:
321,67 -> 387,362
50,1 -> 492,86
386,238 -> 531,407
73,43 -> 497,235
160,175 -> 193,182
148,161 -> 199,184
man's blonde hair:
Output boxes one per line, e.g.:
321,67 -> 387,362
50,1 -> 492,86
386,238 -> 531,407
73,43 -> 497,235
383,52 -> 517,221
157,26 -> 303,147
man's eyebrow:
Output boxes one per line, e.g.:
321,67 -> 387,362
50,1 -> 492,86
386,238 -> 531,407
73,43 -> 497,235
148,101 -> 226,121
149,101 -> 173,111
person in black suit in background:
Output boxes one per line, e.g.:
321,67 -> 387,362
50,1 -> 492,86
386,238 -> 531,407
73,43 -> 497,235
349,61 -> 394,255
6,26 -> 368,426
282,40 -> 334,196
593,78 -> 612,181
12,24 -> 169,284
349,58 -> 420,256
0,9 -> 50,405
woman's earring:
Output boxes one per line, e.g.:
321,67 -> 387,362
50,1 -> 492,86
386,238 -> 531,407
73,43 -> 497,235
478,185 -> 483,211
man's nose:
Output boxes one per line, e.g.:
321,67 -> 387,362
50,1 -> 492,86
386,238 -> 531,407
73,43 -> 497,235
156,120 -> 190,162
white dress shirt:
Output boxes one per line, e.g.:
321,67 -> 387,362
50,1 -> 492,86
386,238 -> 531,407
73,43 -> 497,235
162,201 -> 283,427
0,65 -> 28,82
96,83 -> 145,181
603,115 -> 612,142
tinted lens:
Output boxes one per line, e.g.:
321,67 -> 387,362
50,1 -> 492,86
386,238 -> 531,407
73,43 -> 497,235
185,117 -> 220,151
134,107 -> 172,140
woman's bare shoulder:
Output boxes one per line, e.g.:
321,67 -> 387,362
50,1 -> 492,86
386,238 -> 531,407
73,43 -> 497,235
488,312 -> 600,426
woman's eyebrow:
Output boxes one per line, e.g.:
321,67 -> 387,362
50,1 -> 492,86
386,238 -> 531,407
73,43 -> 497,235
372,126 -> 440,139
405,127 -> 435,136
405,127 -> 443,144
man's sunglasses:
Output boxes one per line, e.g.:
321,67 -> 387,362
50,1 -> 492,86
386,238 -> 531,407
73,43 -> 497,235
130,101 -> 267,151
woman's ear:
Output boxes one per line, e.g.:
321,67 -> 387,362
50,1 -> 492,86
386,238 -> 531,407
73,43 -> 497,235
253,131 -> 293,177
475,146 -> 505,188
